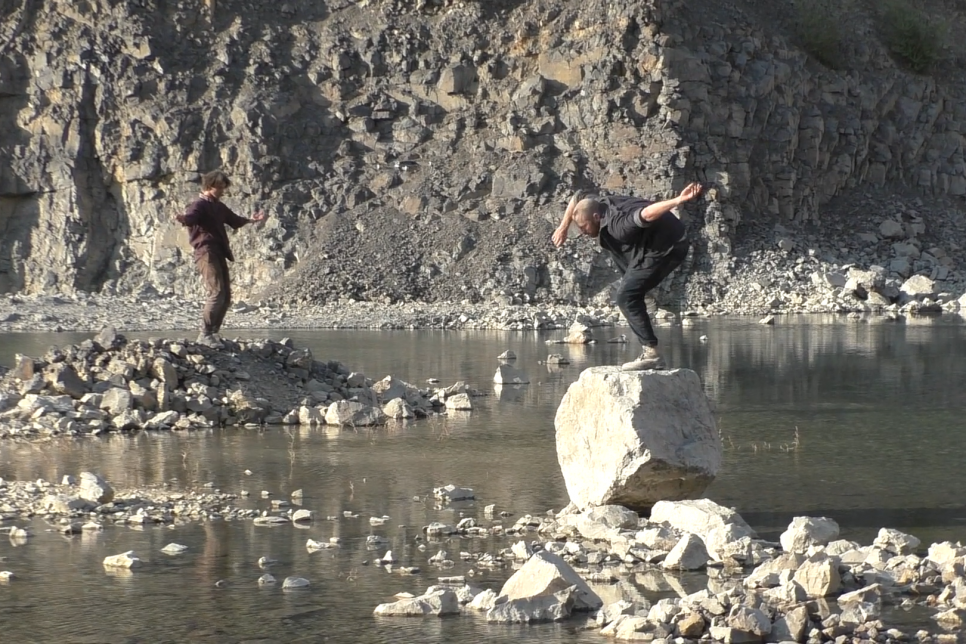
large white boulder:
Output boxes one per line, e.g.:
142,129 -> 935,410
554,367 -> 721,511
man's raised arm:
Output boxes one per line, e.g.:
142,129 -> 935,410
640,182 -> 703,223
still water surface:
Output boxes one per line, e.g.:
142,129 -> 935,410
1,316 -> 965,642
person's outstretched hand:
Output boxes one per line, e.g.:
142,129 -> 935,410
552,226 -> 568,248
251,210 -> 268,224
678,182 -> 703,203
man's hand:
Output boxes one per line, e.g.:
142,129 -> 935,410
552,226 -> 569,248
677,182 -> 703,204
251,210 -> 268,224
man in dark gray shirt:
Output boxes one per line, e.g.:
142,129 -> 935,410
552,182 -> 703,370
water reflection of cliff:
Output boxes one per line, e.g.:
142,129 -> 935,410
2,317 -> 964,526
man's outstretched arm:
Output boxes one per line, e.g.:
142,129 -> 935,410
552,193 -> 580,247
640,182 -> 703,223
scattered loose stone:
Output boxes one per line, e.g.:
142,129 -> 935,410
282,576 -> 310,590
291,509 -> 313,523
780,516 -> 841,553
433,484 -> 475,503
374,588 -> 460,617
103,551 -> 141,569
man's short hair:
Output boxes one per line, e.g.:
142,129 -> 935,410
574,198 -> 603,222
202,170 -> 231,191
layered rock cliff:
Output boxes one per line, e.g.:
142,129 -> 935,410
1,0 -> 964,312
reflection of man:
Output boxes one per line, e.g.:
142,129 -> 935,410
552,183 -> 703,370
175,170 -> 267,346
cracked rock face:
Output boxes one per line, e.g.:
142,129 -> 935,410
2,0 -> 966,317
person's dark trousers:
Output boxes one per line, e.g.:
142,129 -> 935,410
195,247 -> 232,335
614,241 -> 690,348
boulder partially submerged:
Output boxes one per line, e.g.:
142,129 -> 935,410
554,367 -> 721,512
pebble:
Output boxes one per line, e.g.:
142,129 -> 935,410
282,576 -> 310,590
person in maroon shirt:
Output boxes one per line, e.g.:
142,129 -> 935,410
175,170 -> 267,345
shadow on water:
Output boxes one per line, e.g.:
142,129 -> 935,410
1,315 -> 965,641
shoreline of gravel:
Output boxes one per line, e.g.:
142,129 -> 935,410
1,293 -> 964,338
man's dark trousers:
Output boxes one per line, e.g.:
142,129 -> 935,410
196,247 -> 231,335
614,240 -> 689,348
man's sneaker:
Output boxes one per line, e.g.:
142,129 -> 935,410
196,332 -> 223,348
621,346 -> 666,371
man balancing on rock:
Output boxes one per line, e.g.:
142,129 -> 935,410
175,170 -> 268,347
552,182 -> 703,371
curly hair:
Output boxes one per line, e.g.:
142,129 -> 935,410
201,170 -> 231,191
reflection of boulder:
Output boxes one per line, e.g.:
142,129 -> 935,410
555,367 -> 720,512
494,384 -> 526,403
494,364 -> 529,384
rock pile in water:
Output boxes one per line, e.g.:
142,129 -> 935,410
376,499 -> 966,643
0,328 -> 481,439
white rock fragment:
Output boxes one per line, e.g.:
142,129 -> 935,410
874,527 -> 921,555
292,509 -> 313,523
433,484 -> 475,502
161,543 -> 188,555
444,393 -> 472,411
663,533 -> 710,570
103,551 -> 141,569
780,516 -> 840,553
282,576 -> 310,590
373,588 -> 460,617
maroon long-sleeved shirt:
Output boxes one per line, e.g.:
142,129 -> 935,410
176,196 -> 250,261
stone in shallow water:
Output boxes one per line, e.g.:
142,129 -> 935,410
103,551 -> 141,569
554,367 -> 720,512
282,576 -> 310,590
486,587 -> 577,623
497,550 -> 601,612
444,393 -> 472,411
292,509 -> 313,523
161,543 -> 188,555
257,574 -> 276,586
78,471 -> 114,505
373,588 -> 460,617
433,484 -> 474,502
